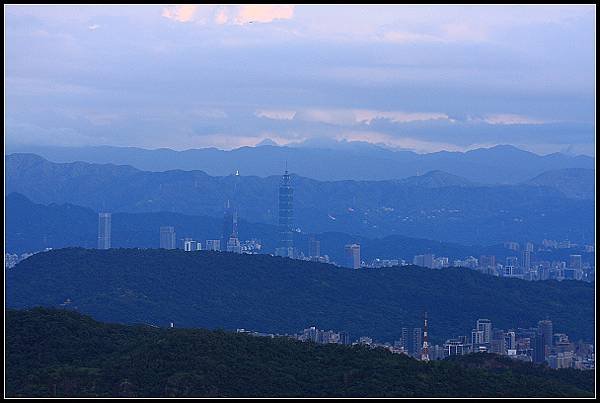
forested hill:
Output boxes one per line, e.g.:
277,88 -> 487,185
6,248 -> 595,344
6,308 -> 595,397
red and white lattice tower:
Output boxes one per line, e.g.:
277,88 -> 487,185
421,311 -> 430,361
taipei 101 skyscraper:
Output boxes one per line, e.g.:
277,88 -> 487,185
275,168 -> 294,258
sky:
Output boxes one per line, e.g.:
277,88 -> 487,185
5,5 -> 596,156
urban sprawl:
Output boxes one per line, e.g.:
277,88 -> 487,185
236,316 -> 595,371
5,170 -> 595,371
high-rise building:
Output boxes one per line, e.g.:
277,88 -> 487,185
522,250 -> 531,271
184,238 -> 202,251
276,169 -> 294,258
479,255 -> 496,268
504,256 -> 519,276
471,329 -> 485,346
159,226 -> 176,249
533,334 -> 545,363
490,339 -> 506,355
570,255 -> 582,270
444,339 -> 467,357
222,200 -> 238,249
308,235 -> 320,258
303,326 -> 318,343
339,331 -> 351,345
400,327 -> 423,357
98,212 -> 111,249
227,236 -> 242,254
344,244 -> 361,269
412,328 -> 423,358
476,319 -> 492,344
538,320 -> 553,359
413,254 -> 434,268
504,331 -> 516,351
206,239 -> 221,251
401,328 -> 410,352
423,254 -> 434,269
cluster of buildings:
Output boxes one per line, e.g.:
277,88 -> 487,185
441,318 -> 595,370
539,239 -> 595,252
4,248 -> 52,269
236,316 -> 594,371
96,200 -> 261,255
407,243 -> 594,283
151,169 -> 359,269
13,170 -> 596,286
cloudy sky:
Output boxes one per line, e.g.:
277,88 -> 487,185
5,5 -> 596,155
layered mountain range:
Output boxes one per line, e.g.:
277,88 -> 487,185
6,153 -> 595,245
6,143 -> 594,183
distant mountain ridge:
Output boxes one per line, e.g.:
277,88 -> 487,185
398,170 -> 476,188
6,143 -> 594,183
523,168 -> 595,200
6,153 -> 595,245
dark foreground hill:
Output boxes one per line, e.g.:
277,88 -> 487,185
5,308 -> 595,397
6,248 -> 595,344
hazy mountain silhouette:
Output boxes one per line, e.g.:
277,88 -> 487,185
523,168 -> 595,200
6,143 -> 593,183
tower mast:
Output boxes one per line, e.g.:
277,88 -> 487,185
421,311 -> 430,361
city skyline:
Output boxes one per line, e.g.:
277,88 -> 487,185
4,4 -> 595,398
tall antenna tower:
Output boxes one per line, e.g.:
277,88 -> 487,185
421,311 -> 430,361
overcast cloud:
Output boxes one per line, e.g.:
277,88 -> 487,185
5,5 -> 596,155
